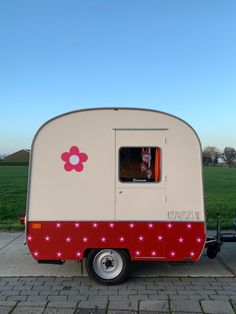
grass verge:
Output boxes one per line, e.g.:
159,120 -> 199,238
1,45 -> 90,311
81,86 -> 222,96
0,165 -> 236,230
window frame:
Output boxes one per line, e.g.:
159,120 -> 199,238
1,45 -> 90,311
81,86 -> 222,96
118,146 -> 162,184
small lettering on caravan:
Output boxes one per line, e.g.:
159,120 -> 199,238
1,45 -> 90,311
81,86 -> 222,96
167,211 -> 200,220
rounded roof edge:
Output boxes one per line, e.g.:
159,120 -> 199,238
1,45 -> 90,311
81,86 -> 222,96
31,107 -> 202,152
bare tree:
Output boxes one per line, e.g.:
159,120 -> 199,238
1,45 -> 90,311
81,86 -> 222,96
222,147 -> 236,167
202,146 -> 221,166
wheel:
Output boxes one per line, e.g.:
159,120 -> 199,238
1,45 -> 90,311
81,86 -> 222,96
207,243 -> 220,259
86,249 -> 130,285
207,247 -> 218,259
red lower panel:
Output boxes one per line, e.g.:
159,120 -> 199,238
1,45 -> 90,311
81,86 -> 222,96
26,221 -> 206,262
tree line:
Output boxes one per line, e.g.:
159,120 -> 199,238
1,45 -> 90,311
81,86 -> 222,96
1,147 -> 236,167
203,146 -> 236,167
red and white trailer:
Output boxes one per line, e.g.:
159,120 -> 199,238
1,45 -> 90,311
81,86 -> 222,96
24,108 -> 206,284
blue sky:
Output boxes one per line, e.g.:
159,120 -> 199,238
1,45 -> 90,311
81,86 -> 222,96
0,0 -> 235,154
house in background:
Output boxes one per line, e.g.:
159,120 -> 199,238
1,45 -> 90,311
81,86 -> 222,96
3,149 -> 30,163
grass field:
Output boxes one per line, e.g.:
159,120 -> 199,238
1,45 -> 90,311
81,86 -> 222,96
0,165 -> 236,230
0,166 -> 28,230
204,167 -> 236,228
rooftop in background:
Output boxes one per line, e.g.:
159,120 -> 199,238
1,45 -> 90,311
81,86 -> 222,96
2,149 -> 30,163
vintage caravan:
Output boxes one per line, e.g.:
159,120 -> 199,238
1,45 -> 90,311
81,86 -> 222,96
25,108 -> 206,284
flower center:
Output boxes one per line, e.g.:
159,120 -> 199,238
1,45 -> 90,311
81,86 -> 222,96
69,155 -> 80,165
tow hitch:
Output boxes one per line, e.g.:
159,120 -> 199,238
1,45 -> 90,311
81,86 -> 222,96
205,213 -> 236,259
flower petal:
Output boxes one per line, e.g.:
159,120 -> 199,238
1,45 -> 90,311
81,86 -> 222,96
70,146 -> 80,155
79,153 -> 88,162
74,162 -> 84,172
61,152 -> 70,161
64,162 -> 74,172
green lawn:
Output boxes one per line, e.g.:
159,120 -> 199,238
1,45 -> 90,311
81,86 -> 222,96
204,167 -> 236,229
0,166 -> 28,230
0,165 -> 236,230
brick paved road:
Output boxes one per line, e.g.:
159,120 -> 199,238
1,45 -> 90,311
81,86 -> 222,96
1,277 -> 236,313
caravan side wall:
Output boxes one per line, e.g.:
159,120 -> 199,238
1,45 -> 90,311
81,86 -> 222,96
26,108 -> 206,261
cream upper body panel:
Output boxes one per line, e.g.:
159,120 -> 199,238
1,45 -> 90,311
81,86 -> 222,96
28,108 -> 204,222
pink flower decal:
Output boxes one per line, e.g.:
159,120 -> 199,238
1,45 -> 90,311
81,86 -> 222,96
61,146 -> 88,172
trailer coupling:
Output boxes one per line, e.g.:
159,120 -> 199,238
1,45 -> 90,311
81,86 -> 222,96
205,214 -> 236,259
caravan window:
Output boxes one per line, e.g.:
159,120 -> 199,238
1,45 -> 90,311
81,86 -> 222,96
119,147 -> 161,183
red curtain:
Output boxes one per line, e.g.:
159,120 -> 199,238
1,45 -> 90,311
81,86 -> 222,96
155,148 -> 161,182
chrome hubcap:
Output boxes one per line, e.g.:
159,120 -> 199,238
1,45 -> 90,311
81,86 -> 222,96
93,249 -> 123,279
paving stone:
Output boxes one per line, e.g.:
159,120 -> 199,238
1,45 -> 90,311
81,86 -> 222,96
184,285 -> 203,290
139,300 -> 169,312
74,310 -> 106,314
12,306 -> 45,313
60,281 -> 75,285
24,281 -> 43,286
108,295 -> 129,301
225,286 -> 236,291
88,296 -> 108,302
186,294 -> 209,300
0,301 -> 17,306
159,290 -> 177,295
47,296 -> 68,302
14,286 -> 33,291
216,290 -> 236,295
40,290 -> 60,296
43,309 -> 75,314
198,290 -> 217,296
128,295 -> 149,302
2,275 -> 236,313
67,295 -> 88,302
27,296 -> 48,302
7,296 -> 28,302
162,277 -> 181,282
201,300 -> 235,314
19,277 -> 36,281
118,290 -> 137,295
0,282 -> 7,287
0,296 -> 7,301
44,283 -> 57,287
33,285 -> 52,291
79,289 -> 90,295
59,290 -> 78,296
108,301 -> 138,311
78,301 -> 108,309
166,295 -> 190,300
47,301 -> 78,308
0,306 -> 14,314
170,300 -> 202,313
1,279 -> 19,283
17,301 -> 48,307
231,299 -> 236,307
177,289 -> 197,295
20,290 -> 40,296
216,278 -> 233,282
37,278 -> 55,282
204,285 -> 221,290
210,295 -> 232,301
148,294 -> 169,300
172,312 -> 202,314
99,290 -> 117,296
108,311 -> 137,314
138,290 -> 156,295
128,285 -> 146,290
1,290 -> 20,296
3,285 -> 15,290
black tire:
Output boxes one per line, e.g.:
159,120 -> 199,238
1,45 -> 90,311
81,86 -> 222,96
86,249 -> 130,285
207,243 -> 220,259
